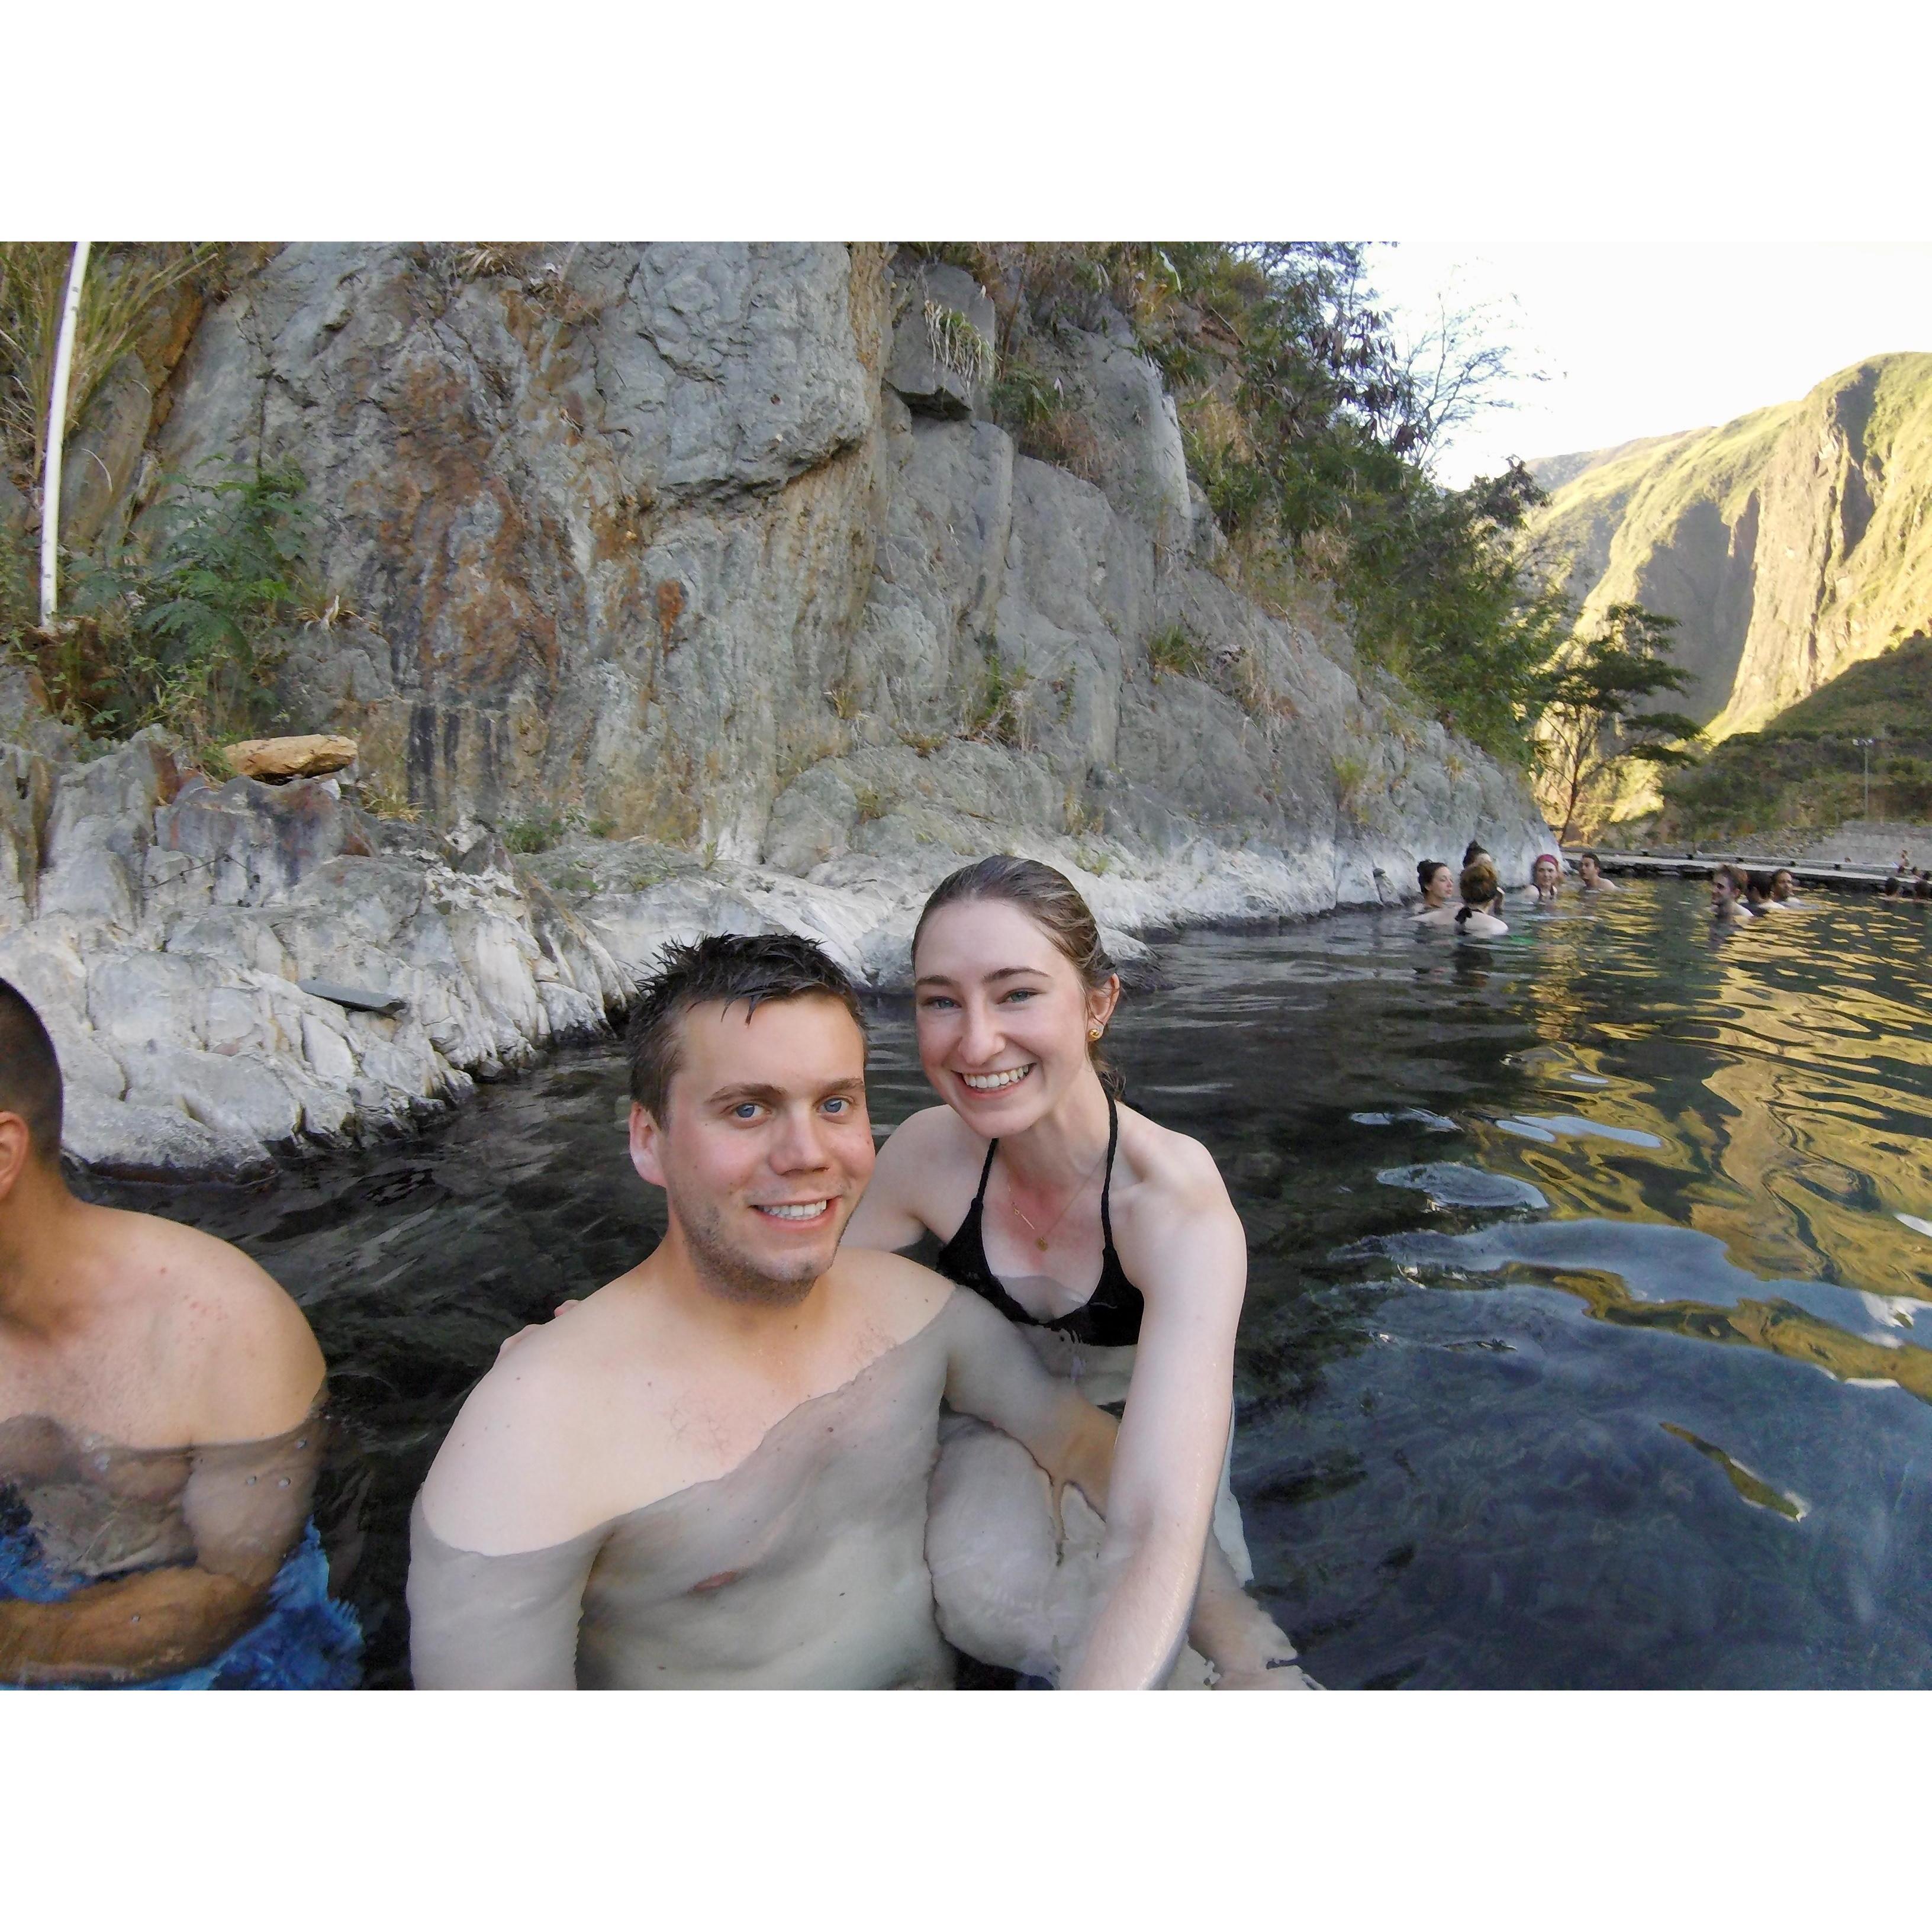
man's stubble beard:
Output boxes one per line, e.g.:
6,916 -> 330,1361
677,1197 -> 835,1307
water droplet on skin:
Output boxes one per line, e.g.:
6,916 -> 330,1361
295,1440 -> 308,1450
277,1477 -> 290,1487
246,1476 -> 257,1485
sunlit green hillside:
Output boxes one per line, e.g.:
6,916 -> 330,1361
1654,631 -> 1932,839
1526,353 -> 1932,749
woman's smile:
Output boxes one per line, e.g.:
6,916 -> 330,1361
958,1064 -> 1037,1093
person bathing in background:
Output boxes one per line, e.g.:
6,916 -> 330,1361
1711,864 -> 1755,922
410,935 -> 1171,1690
1746,870 -> 1776,912
844,856 -> 1311,1688
1531,854 -> 1563,902
1451,858 -> 1509,936
0,978 -> 355,1689
1413,860 -> 1454,919
1769,868 -> 1799,904
1576,851 -> 1618,893
1413,861 -> 1465,929
1462,841 -> 1508,917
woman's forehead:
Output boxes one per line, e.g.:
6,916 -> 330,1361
917,897 -> 1065,971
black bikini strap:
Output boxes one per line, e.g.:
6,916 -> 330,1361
972,1136 -> 999,1208
1099,1092 -> 1120,1251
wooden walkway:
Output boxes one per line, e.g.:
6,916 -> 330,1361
1576,849 -> 1923,893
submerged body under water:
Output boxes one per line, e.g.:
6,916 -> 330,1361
78,878 -> 1932,1689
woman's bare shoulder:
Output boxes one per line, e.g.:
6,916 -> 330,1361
1116,1107 -> 1229,1206
877,1104 -> 980,1160
870,1105 -> 986,1199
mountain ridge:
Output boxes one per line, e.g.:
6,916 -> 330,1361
1521,352 -> 1932,753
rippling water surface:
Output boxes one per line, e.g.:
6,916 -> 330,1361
102,878 -> 1932,1687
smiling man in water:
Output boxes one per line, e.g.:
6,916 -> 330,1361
407,934 -> 1169,1689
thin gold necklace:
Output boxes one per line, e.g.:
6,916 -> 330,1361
1005,1145 -> 1109,1252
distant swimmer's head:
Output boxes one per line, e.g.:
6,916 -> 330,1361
1458,859 -> 1499,912
1746,870 -> 1775,909
626,935 -> 871,1302
0,976 -> 66,1208
1462,840 -> 1490,870
1711,864 -> 1750,913
912,854 -> 1122,1132
1417,860 -> 1453,907
1770,868 -> 1796,901
1577,850 -> 1603,887
1532,854 -> 1562,897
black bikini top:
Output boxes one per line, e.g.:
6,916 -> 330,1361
932,1093 -> 1147,1350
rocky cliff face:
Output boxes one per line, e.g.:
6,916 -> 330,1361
1,243 -> 1550,1176
1527,353 -> 1932,739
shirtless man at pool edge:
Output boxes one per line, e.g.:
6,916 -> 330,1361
408,935 -> 1191,1690
0,977 -> 329,1686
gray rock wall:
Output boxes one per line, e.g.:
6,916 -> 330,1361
0,242 -> 1553,1176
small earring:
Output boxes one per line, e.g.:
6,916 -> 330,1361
1089,1025 -> 1104,1041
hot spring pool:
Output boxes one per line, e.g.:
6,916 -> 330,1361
97,875 -> 1932,1687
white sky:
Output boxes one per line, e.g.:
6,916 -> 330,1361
1369,240 -> 1932,488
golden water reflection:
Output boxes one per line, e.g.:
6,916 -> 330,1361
1419,885 -> 1932,1393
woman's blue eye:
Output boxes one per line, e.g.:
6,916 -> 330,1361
1000,987 -> 1037,1002
919,996 -> 958,1010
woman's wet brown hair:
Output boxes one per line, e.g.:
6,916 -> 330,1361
913,855 -> 1122,1094
1458,858 -> 1499,907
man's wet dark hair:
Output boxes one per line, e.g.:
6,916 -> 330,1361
1579,849 -> 1601,866
626,933 -> 865,1122
0,976 -> 63,1165
1462,840 -> 1490,869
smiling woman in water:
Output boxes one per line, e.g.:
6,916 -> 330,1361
844,856 -> 1311,1689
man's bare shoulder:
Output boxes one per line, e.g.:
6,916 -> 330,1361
88,1205 -> 324,1444
417,1284 -> 647,1556
827,1243 -> 955,1340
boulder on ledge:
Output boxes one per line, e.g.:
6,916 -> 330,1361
226,734 -> 358,782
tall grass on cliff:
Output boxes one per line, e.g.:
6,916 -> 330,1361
0,243 -> 220,492
930,242 -> 1559,764
8,461 -> 313,751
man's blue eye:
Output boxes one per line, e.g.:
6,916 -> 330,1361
824,1098 -> 849,1115
732,1104 -> 760,1120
